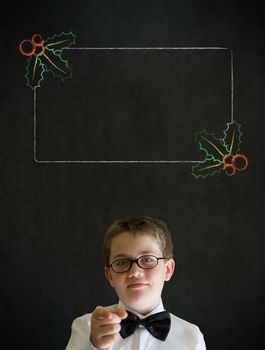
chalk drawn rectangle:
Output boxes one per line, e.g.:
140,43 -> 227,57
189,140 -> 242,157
35,48 -> 232,163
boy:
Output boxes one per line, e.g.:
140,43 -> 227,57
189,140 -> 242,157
66,216 -> 206,350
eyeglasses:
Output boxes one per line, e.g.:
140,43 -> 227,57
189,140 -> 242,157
107,255 -> 168,273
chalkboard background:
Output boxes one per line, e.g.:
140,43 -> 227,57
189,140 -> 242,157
2,1 -> 265,349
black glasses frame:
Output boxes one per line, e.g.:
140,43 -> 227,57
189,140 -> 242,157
107,255 -> 168,273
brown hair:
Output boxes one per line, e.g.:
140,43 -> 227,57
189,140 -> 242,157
103,216 -> 174,265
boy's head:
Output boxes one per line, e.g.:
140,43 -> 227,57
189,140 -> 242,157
103,216 -> 174,266
103,216 -> 175,315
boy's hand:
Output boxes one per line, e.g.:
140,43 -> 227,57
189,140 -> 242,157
90,306 -> 127,350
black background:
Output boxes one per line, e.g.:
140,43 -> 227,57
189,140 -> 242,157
2,1 -> 265,349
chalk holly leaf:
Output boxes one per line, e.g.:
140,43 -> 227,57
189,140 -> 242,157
25,56 -> 46,89
192,158 -> 223,179
195,130 -> 227,162
41,50 -> 72,81
45,32 -> 76,53
221,121 -> 243,155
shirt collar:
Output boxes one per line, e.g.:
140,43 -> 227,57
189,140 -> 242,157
118,299 -> 165,319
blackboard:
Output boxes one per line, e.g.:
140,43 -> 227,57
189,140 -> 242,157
2,1 -> 265,349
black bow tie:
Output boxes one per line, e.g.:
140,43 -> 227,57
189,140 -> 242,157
120,310 -> 171,341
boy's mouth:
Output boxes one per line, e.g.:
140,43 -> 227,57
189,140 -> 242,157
127,282 -> 148,289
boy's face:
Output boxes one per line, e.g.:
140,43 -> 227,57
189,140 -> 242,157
105,232 -> 175,315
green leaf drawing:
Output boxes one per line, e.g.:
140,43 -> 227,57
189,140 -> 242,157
192,158 -> 223,179
195,130 -> 227,162
221,121 -> 243,155
25,56 -> 46,89
45,31 -> 76,53
42,49 -> 72,81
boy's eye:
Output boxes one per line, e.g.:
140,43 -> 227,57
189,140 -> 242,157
140,255 -> 156,265
114,259 -> 129,266
142,256 -> 152,262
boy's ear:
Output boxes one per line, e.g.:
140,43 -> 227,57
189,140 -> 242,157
104,266 -> 114,287
164,258 -> 175,281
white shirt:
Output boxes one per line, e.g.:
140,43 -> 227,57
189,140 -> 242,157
65,300 -> 206,350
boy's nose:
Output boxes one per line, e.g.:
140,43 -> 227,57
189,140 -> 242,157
128,261 -> 144,278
